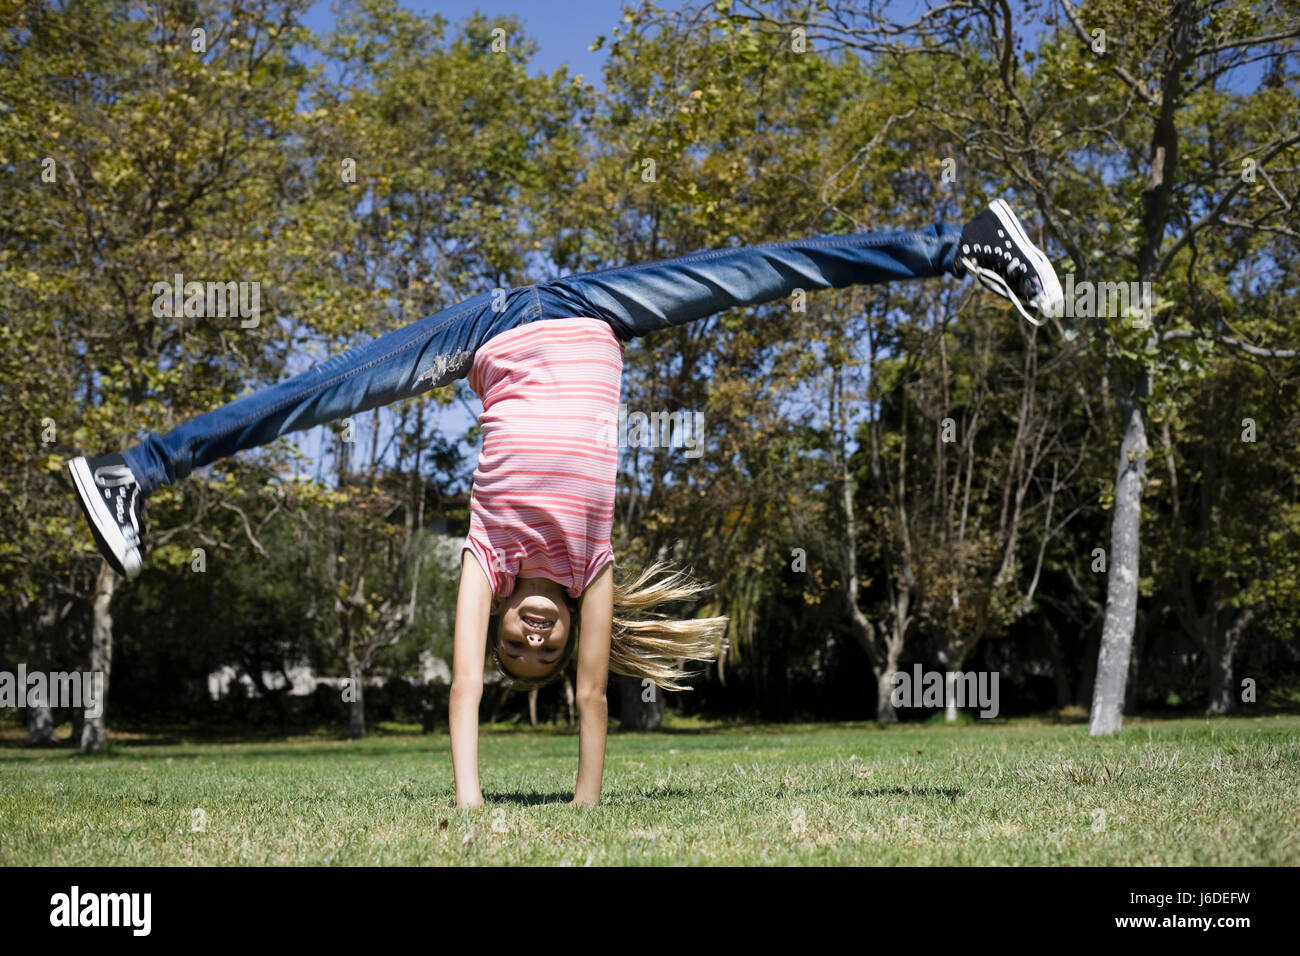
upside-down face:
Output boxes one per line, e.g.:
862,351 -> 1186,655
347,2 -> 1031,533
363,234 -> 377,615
493,576 -> 576,683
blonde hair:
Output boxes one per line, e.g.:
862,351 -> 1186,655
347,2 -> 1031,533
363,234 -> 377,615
491,561 -> 728,692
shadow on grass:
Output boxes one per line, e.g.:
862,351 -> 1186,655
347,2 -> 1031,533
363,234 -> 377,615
0,738 -> 451,763
859,786 -> 963,802
481,791 -> 573,806
650,722 -> 883,735
0,727 -> 365,749
480,786 -> 702,806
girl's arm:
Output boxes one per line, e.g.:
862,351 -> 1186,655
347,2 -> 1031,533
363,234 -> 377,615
572,561 -> 615,806
451,551 -> 492,809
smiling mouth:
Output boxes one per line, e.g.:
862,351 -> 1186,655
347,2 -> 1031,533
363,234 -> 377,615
520,612 -> 554,631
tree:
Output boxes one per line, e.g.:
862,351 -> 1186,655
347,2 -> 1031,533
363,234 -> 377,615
0,0 -> 325,749
723,0 -> 1300,732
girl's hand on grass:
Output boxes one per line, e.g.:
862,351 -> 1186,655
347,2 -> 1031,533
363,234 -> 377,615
451,554 -> 491,816
571,565 -> 613,812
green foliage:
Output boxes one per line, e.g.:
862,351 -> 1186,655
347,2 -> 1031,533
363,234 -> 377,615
2,0 -> 1297,732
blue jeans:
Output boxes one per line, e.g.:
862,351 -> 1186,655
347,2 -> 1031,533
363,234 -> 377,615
123,224 -> 961,492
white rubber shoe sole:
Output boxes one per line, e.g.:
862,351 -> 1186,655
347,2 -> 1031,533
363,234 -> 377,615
959,200 -> 1065,325
986,199 -> 1064,325
68,456 -> 143,578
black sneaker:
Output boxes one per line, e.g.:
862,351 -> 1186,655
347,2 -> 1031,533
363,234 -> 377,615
68,453 -> 146,578
956,199 -> 1064,325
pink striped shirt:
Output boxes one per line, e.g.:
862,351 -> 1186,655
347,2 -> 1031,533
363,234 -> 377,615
462,317 -> 624,599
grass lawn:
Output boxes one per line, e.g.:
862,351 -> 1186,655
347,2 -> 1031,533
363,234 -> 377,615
2,714 -> 1297,866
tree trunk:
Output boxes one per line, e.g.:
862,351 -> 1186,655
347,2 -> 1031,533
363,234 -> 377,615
27,702 -> 55,744
26,624 -> 55,744
643,685 -> 663,731
1124,606 -> 1152,716
1206,608 -> 1254,715
618,674 -> 641,730
873,628 -> 904,725
528,688 -> 538,727
1076,625 -> 1100,710
1091,0 -> 1198,735
1043,618 -> 1072,709
348,660 -> 366,738
875,668 -> 899,724
488,685 -> 512,724
1090,375 -> 1149,735
563,674 -> 575,727
1205,631 -> 1234,715
80,562 -> 116,754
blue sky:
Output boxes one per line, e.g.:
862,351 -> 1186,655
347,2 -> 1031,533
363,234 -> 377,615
276,1 -> 1272,485
300,0 -> 626,86
299,1 -> 1269,94
279,2 -> 637,480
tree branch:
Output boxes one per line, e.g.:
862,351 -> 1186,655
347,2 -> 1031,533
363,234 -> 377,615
1159,329 -> 1299,359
